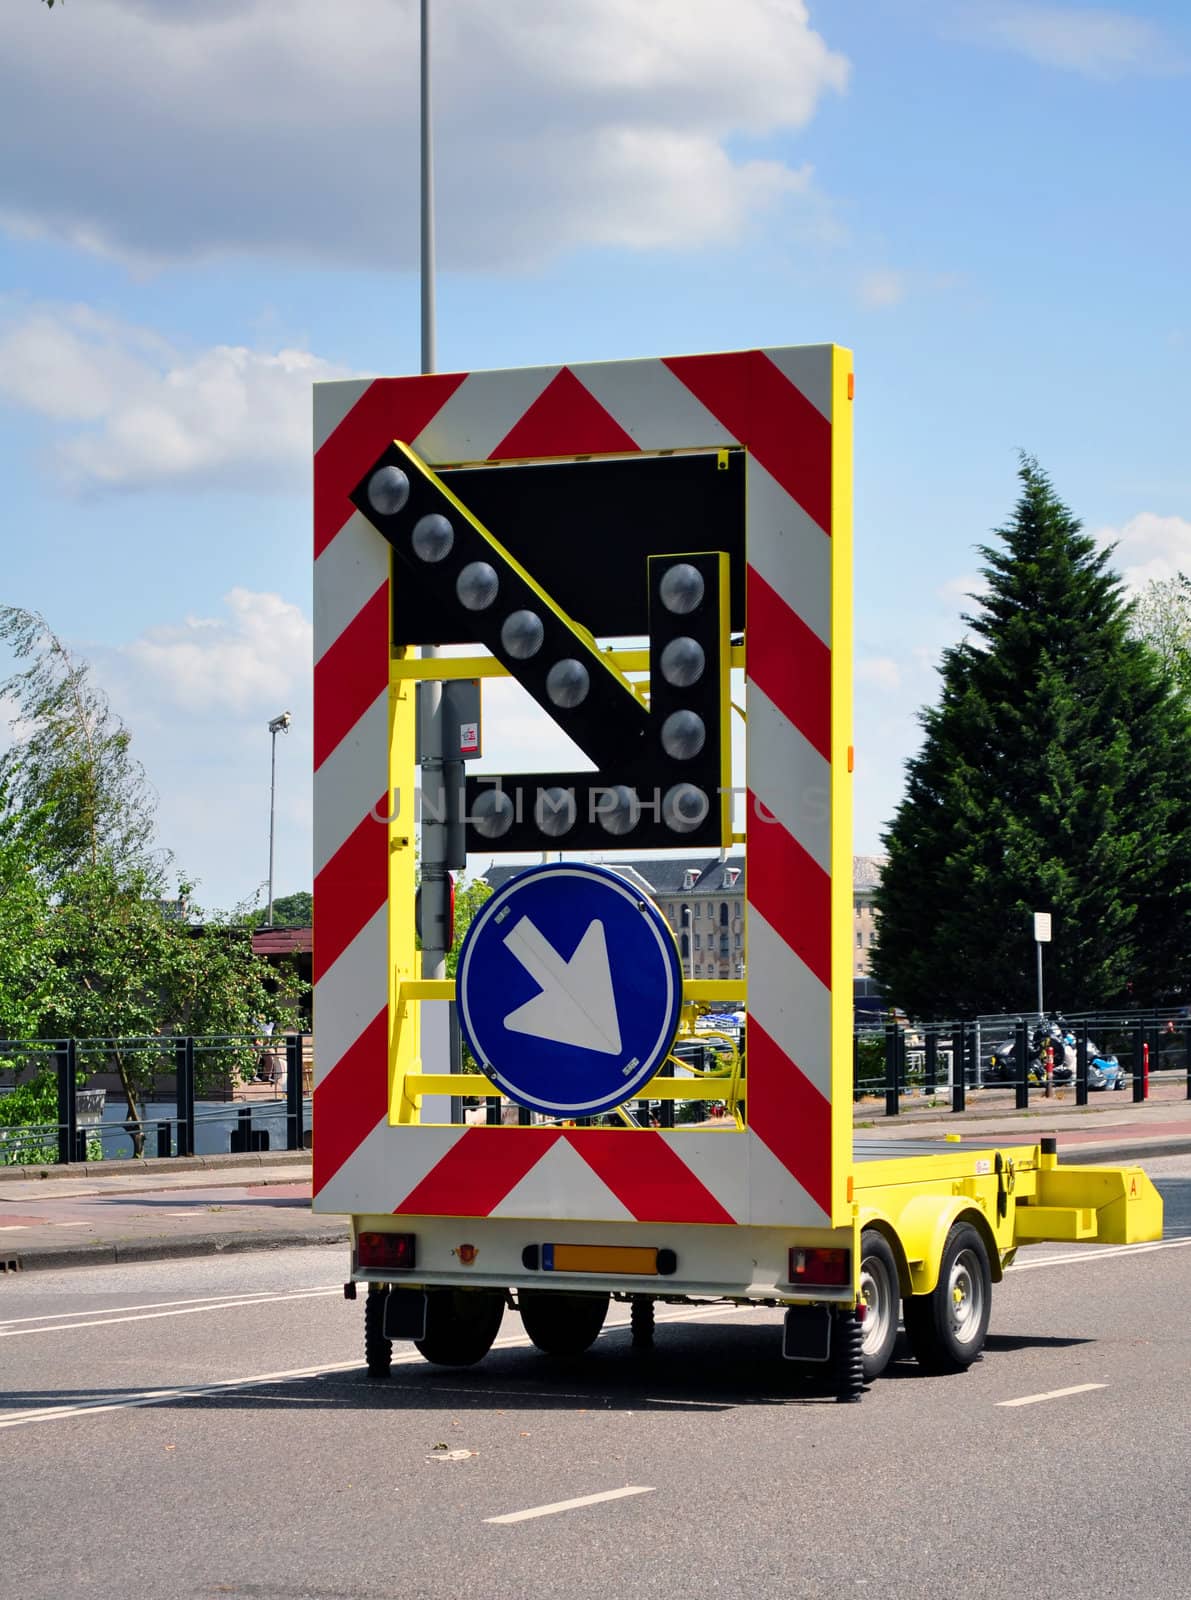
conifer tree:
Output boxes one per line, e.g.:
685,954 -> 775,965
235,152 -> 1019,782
872,458 -> 1191,1020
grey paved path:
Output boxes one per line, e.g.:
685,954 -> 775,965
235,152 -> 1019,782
1,1089 -> 1188,1272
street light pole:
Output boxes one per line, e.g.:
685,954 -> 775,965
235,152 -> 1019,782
267,711 -> 292,926
420,0 -> 436,376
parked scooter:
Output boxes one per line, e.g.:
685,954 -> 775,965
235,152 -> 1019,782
1086,1043 -> 1124,1091
1031,1016 -> 1075,1082
986,1018 -> 1122,1090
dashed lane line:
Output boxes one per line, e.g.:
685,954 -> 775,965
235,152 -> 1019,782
485,1487 -> 656,1524
997,1383 -> 1108,1408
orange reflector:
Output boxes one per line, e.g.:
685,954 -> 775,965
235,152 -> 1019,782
847,372 -> 855,400
357,1231 -> 416,1271
546,1244 -> 662,1275
788,1246 -> 850,1286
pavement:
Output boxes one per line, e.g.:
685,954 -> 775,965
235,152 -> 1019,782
1,1083 -> 1189,1274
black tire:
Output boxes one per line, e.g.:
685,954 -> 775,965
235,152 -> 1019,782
903,1222 -> 992,1373
414,1289 -> 505,1368
519,1291 -> 610,1356
364,1288 -> 392,1378
857,1229 -> 900,1381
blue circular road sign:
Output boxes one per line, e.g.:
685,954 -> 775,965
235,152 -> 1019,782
457,863 -> 683,1118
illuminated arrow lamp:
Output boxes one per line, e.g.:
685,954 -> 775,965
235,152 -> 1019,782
351,444 -> 731,852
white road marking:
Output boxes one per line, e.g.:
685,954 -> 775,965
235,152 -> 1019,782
0,1360 -> 364,1429
997,1383 -> 1108,1408
0,1287 -> 340,1338
0,1303 -> 745,1431
485,1486 -> 655,1524
0,1285 -> 341,1330
1010,1236 -> 1191,1270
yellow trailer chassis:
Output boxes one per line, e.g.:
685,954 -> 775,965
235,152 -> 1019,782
345,1133 -> 1162,1399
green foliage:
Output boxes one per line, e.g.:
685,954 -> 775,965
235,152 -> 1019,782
0,607 -> 159,882
873,457 -> 1191,1020
445,875 -> 493,978
1131,573 -> 1191,701
0,609 -> 308,1154
250,890 -> 312,927
0,1067 -> 58,1165
0,793 -> 61,1039
0,1064 -> 102,1166
40,863 -> 304,1111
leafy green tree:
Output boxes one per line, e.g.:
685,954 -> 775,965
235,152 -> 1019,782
0,607 -> 160,883
872,458 -> 1191,1020
249,891 -> 312,928
446,874 -> 493,978
1131,573 -> 1191,701
0,610 -> 308,1154
37,867 -> 303,1150
0,792 -> 62,1040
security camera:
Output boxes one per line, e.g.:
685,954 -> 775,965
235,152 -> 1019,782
268,711 -> 293,734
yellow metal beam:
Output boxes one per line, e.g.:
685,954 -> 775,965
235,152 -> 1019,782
405,1073 -> 746,1101
391,645 -> 745,681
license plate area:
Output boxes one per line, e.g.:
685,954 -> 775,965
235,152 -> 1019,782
522,1243 -> 677,1276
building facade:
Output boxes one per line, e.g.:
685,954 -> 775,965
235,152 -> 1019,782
483,855 -> 884,984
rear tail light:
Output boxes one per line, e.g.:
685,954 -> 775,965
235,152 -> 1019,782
357,1231 -> 416,1271
788,1246 -> 850,1287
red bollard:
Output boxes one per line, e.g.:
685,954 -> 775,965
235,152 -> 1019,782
1143,1040 -> 1150,1099
1045,1042 -> 1054,1099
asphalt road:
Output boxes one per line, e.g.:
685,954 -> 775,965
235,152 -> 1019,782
2,1157 -> 1189,1600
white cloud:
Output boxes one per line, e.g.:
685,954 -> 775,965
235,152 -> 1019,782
936,573 -> 982,606
857,270 -> 908,309
0,0 -> 849,271
0,302 -> 349,490
120,588 -> 312,717
87,589 -> 314,913
952,4 -> 1182,79
855,656 -> 903,691
1094,511 -> 1191,592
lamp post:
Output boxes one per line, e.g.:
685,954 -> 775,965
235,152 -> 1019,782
267,711 -> 292,926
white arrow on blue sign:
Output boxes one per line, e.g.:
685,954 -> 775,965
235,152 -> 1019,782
457,863 -> 683,1117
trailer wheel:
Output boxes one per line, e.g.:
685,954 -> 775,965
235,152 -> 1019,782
364,1287 -> 392,1378
519,1291 -> 610,1356
414,1289 -> 505,1368
858,1230 -> 900,1381
903,1223 -> 991,1373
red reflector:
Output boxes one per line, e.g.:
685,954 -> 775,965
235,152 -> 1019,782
788,1246 -> 850,1287
357,1232 -> 416,1271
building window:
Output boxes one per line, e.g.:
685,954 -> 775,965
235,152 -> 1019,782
694,933 -> 701,951
720,902 -> 729,926
725,867 -> 740,888
735,931 -> 742,949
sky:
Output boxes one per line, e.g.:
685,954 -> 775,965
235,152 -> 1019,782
1,0 -> 1188,915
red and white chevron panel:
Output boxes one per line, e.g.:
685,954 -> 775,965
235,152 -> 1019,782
313,348 -> 844,1230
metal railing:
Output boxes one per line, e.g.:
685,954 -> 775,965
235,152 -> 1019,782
854,1016 -> 1191,1115
0,1034 -> 311,1166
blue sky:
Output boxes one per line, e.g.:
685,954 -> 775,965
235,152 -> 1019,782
1,0 -> 1188,913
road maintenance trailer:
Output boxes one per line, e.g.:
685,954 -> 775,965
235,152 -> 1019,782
311,344 -> 1162,1400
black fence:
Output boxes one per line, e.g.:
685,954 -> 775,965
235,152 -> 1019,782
855,1015 -> 1191,1115
0,1034 -> 311,1166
